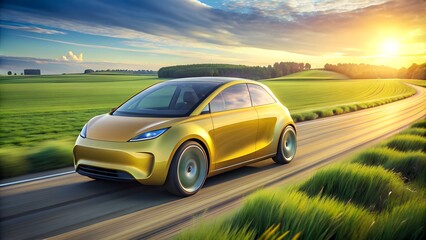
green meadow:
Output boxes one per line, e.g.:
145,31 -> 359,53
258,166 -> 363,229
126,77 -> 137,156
269,69 -> 349,80
177,119 -> 426,240
0,71 -> 417,177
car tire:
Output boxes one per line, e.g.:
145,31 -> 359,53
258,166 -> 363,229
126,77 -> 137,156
273,126 -> 297,164
165,141 -> 208,197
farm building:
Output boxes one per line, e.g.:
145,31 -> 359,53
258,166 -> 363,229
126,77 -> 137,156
24,69 -> 41,75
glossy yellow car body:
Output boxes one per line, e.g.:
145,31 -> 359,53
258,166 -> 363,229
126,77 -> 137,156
74,77 -> 296,195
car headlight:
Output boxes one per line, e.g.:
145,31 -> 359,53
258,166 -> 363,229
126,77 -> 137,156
129,128 -> 169,142
80,124 -> 88,138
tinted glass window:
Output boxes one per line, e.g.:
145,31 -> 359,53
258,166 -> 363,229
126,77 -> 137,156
210,93 -> 225,112
113,81 -> 221,117
248,84 -> 276,106
210,84 -> 251,112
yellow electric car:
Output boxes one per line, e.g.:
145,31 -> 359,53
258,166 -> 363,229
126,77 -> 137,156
74,77 -> 297,196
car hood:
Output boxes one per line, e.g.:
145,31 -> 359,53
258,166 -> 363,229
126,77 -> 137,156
86,114 -> 183,142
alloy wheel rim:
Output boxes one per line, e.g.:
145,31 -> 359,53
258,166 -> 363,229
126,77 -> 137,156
177,145 -> 207,193
281,129 -> 296,161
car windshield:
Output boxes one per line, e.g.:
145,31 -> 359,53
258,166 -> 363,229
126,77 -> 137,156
113,81 -> 222,117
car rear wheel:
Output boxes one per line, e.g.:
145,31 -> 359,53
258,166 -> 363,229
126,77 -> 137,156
166,141 -> 208,197
273,126 -> 297,164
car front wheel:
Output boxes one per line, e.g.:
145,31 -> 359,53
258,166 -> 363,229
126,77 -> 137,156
165,141 -> 208,197
273,126 -> 297,164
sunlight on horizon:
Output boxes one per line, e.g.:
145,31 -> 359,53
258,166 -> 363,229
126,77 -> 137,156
380,39 -> 400,56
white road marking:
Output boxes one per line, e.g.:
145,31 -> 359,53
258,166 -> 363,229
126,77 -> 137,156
0,170 -> 75,187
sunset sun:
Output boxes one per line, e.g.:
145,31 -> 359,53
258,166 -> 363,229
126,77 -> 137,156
381,39 -> 400,56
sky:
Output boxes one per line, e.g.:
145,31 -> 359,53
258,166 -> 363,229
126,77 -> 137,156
0,0 -> 425,74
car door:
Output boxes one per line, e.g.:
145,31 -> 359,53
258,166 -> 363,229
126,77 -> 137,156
210,84 -> 258,169
247,84 -> 279,157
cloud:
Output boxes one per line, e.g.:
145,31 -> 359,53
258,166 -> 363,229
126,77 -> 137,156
223,0 -> 389,15
0,0 -> 424,57
61,51 -> 83,62
0,23 -> 65,34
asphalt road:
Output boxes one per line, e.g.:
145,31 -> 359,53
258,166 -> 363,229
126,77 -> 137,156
1,84 -> 425,240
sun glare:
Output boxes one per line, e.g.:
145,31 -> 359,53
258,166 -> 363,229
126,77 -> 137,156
380,39 -> 400,56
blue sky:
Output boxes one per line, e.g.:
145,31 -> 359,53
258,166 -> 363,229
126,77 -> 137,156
0,0 -> 424,74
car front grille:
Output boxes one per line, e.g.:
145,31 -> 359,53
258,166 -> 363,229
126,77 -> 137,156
77,165 -> 135,181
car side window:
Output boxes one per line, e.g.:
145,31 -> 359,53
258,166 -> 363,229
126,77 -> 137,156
210,84 -> 252,113
247,84 -> 276,106
210,93 -> 225,112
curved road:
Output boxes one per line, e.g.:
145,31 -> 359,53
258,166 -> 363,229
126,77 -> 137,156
1,84 -> 425,240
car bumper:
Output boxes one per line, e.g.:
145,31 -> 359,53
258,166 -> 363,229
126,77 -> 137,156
73,137 -> 172,185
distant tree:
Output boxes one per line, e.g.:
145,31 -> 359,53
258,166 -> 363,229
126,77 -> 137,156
7,71 -> 12,75
21,73 -> 23,75
324,63 -> 398,79
273,62 -> 281,77
14,73 -> 17,75
298,63 -> 305,71
397,67 -> 407,78
84,69 -> 94,74
412,66 -> 426,80
305,63 -> 311,70
406,63 -> 418,79
158,62 -> 310,79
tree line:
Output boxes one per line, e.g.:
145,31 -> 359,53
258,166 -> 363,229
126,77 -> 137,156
158,62 -> 311,80
84,69 -> 157,74
397,63 -> 425,80
324,63 -> 425,79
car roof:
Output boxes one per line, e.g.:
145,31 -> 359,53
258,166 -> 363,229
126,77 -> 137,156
168,77 -> 257,84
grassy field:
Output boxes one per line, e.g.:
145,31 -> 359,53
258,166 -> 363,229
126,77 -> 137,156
262,78 -> 413,114
269,69 -> 349,80
177,119 -> 426,240
0,71 -> 417,177
403,79 -> 426,87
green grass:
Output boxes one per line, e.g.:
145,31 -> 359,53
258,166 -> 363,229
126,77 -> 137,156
403,79 -> 426,87
177,119 -> 426,239
412,119 -> 426,128
400,127 -> 426,137
383,134 -> 426,152
0,72 -> 417,178
182,189 -> 375,240
0,75 -> 163,147
367,199 -> 426,240
298,164 -> 409,211
261,77 -> 415,116
270,70 -> 349,80
353,124 -> 426,184
0,140 -> 74,178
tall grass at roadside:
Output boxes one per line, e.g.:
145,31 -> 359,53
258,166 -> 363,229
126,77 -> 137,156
176,220 -> 255,240
0,140 -> 74,178
368,200 -> 426,240
412,119 -> 426,128
298,164 -> 409,211
400,127 -> 426,137
229,190 -> 374,240
384,134 -> 426,152
353,148 -> 426,184
177,190 -> 374,240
